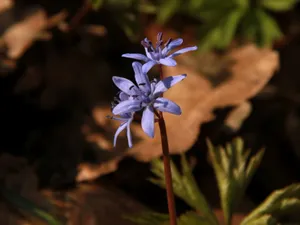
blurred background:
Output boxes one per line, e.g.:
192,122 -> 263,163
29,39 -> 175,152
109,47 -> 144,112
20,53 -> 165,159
1,0 -> 300,224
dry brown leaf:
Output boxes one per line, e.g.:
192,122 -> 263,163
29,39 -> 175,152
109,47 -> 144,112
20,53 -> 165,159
225,101 -> 252,131
2,9 -> 47,59
1,10 -> 67,59
0,0 -> 12,14
76,158 -> 122,182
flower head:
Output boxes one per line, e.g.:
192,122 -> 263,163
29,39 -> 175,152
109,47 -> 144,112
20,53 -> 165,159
112,62 -> 186,138
122,32 -> 197,73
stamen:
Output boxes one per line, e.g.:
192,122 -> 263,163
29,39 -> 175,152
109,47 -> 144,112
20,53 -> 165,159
111,102 -> 116,109
157,32 -> 163,42
165,38 -> 172,47
141,39 -> 150,48
129,85 -> 135,90
139,83 -> 146,86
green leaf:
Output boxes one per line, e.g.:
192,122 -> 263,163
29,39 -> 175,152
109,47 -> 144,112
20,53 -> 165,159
241,214 -> 277,225
178,211 -> 211,225
138,2 -> 156,14
0,187 -> 63,225
106,0 -> 134,8
157,0 -> 180,24
90,0 -> 104,10
241,184 -> 300,225
233,0 -> 249,8
240,9 -> 260,43
124,211 -> 169,225
114,13 -> 140,41
257,9 -> 282,47
150,155 -> 219,225
197,5 -> 246,51
261,0 -> 297,11
198,3 -> 233,22
215,8 -> 245,48
207,138 -> 265,225
186,0 -> 204,14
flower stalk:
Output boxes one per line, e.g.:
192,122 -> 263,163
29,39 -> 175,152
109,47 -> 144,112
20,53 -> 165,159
157,65 -> 177,225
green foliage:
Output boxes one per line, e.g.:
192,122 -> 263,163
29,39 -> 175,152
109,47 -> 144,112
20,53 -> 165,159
261,0 -> 298,11
177,211 -> 211,225
124,211 -> 169,225
241,184 -> 300,225
128,137 -> 300,225
89,0 -> 297,51
207,138 -> 265,225
157,0 -> 180,24
150,155 -> 219,225
0,187 -> 63,225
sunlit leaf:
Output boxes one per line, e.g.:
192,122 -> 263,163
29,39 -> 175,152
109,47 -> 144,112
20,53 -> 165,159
216,8 -> 245,48
241,184 -> 300,225
257,9 -> 282,47
178,211 -> 211,225
261,0 -> 297,11
207,138 -> 264,225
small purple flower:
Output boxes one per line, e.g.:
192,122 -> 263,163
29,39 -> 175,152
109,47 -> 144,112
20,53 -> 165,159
112,61 -> 186,138
110,92 -> 134,148
122,32 -> 197,73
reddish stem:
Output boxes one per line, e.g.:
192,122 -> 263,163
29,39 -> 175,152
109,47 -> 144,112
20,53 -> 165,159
158,65 -> 177,225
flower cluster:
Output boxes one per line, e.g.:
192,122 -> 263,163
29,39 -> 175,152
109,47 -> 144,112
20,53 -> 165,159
110,32 -> 197,147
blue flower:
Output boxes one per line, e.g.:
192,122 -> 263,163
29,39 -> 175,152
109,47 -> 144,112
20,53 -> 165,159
122,32 -> 197,73
112,61 -> 186,138
110,92 -> 134,148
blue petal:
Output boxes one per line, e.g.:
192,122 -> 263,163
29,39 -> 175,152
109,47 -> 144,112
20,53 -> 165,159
122,53 -> 149,62
110,115 -> 130,122
113,121 -> 128,147
141,106 -> 155,138
144,47 -> 153,59
153,74 -> 187,97
126,118 -> 133,148
159,58 -> 177,67
162,38 -> 183,55
112,99 -> 142,115
168,46 -> 198,58
154,97 -> 181,115
132,61 -> 151,93
119,91 -> 129,101
142,60 -> 157,74
112,76 -> 140,96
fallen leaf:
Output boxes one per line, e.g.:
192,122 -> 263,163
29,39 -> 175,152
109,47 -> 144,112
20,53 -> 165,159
225,101 -> 252,131
1,9 -> 67,59
2,9 -> 47,59
0,0 -> 12,14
